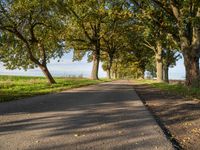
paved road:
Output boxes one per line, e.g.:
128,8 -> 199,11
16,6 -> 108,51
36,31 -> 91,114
0,80 -> 174,150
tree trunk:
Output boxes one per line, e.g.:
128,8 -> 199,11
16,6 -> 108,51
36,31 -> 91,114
29,50 -> 56,84
180,23 -> 200,86
139,64 -> 145,79
155,41 -> 164,82
39,64 -> 56,84
163,65 -> 169,83
183,52 -> 199,86
91,54 -> 99,80
115,62 -> 118,79
172,5 -> 200,87
111,71 -> 114,79
107,56 -> 113,79
91,42 -> 100,80
107,69 -> 111,79
107,62 -> 111,79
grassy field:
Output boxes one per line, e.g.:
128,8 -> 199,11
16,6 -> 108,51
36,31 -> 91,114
0,75 -> 107,102
133,79 -> 200,99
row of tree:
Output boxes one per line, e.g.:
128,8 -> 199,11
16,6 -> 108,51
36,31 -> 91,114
0,0 -> 199,87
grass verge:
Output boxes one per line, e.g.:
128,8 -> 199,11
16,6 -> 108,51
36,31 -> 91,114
133,79 -> 200,99
0,75 -> 109,102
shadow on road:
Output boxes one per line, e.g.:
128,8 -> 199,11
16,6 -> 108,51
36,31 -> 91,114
0,82 -> 173,150
134,84 -> 200,125
134,83 -> 200,150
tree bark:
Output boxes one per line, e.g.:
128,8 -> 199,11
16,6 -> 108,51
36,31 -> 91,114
183,10 -> 200,86
91,42 -> 100,80
107,64 -> 111,79
155,41 -> 164,82
141,70 -> 145,79
114,62 -> 118,79
183,52 -> 199,86
139,63 -> 145,79
170,3 -> 200,86
107,70 -> 111,79
163,65 -> 169,83
107,56 -> 113,79
180,25 -> 200,86
39,64 -> 56,84
91,54 -> 99,80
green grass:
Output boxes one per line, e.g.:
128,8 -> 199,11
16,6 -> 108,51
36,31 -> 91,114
134,79 -> 200,99
0,75 -> 109,102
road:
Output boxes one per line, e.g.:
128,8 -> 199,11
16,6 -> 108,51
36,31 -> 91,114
0,80 -> 174,150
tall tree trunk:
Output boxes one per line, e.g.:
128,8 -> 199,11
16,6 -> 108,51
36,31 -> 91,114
115,62 -> 118,79
170,3 -> 200,87
91,42 -> 100,80
163,65 -> 169,83
107,62 -> 111,79
107,70 -> 111,79
180,25 -> 200,86
111,70 -> 114,79
91,53 -> 99,80
139,64 -> 145,79
39,64 -> 56,84
107,56 -> 113,79
183,52 -> 199,86
155,41 -> 164,82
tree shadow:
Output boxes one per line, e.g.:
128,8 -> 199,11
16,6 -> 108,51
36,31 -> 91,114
0,82 -> 173,150
134,83 -> 200,149
134,84 -> 200,125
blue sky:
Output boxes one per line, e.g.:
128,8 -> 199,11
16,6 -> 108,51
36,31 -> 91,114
0,51 -> 185,79
0,52 -> 107,78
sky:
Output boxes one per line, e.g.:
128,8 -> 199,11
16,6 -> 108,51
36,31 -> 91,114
0,52 -> 107,78
0,51 -> 185,80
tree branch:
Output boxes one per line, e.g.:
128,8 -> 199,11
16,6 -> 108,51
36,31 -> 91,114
143,40 -> 156,52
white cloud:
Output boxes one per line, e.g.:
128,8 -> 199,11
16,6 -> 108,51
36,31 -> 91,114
0,53 -> 107,77
0,52 -> 188,79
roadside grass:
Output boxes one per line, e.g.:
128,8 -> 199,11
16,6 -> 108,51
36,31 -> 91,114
0,75 -> 109,102
133,79 -> 200,99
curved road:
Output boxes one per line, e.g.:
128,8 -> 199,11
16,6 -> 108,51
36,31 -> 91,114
0,80 -> 174,150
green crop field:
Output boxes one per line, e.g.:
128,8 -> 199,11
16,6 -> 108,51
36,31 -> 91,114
0,75 -> 107,102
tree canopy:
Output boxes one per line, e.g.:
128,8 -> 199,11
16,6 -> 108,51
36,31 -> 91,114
0,0 -> 199,87
0,0 -> 65,83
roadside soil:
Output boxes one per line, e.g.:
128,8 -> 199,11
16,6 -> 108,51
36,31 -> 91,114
133,82 -> 200,150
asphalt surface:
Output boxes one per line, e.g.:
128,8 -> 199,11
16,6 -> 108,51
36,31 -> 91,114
0,80 -> 174,150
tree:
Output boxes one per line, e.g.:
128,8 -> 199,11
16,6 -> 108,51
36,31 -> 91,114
58,0 -> 110,80
131,1 -> 193,84
101,18 -> 132,79
59,0 -> 133,80
148,0 -> 200,86
163,49 -> 181,83
0,0 -> 65,84
134,2 -> 172,82
110,52 -> 143,79
162,35 -> 181,83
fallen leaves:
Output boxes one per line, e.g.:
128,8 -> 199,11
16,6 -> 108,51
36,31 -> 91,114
74,133 -> 85,137
190,128 -> 200,136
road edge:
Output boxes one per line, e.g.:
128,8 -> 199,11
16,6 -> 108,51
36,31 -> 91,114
131,81 -> 182,150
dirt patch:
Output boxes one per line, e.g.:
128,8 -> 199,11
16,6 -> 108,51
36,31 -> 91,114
133,83 -> 200,150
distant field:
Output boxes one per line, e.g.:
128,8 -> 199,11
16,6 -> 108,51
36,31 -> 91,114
0,75 -> 107,102
133,79 -> 200,99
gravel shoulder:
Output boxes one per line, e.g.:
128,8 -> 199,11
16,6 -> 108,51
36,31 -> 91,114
0,80 -> 173,150
133,82 -> 200,150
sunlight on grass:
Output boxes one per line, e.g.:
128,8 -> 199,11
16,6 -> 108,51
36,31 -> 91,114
133,79 -> 200,99
0,75 -> 109,102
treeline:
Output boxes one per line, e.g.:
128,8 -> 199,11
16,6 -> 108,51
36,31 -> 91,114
0,0 -> 199,87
